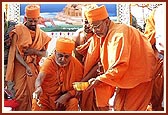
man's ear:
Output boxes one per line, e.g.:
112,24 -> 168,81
105,18 -> 110,26
24,16 -> 27,21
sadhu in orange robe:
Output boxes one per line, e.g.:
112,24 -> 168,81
94,21 -> 157,111
5,23 -> 51,111
32,54 -> 83,111
144,6 -> 164,111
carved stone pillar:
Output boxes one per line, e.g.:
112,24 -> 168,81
117,3 -> 131,25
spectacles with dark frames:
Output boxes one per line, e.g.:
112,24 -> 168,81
90,21 -> 104,30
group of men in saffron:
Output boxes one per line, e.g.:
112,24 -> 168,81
4,4 -> 164,111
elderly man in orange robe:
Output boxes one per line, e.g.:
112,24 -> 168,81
83,5 -> 157,111
32,37 -> 83,111
5,4 -> 51,111
72,4 -> 111,111
144,5 -> 165,111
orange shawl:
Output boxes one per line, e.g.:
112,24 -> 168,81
144,9 -> 156,45
95,21 -> 156,107
97,21 -> 156,88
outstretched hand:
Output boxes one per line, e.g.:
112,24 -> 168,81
85,78 -> 101,92
33,86 -> 42,100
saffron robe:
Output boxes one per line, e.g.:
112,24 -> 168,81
95,21 -> 156,110
144,8 -> 164,111
5,24 -> 51,110
32,54 -> 83,111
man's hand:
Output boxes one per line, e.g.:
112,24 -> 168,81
85,78 -> 101,92
26,66 -> 33,76
33,86 -> 42,99
97,61 -> 104,76
55,92 -> 72,110
24,48 -> 37,56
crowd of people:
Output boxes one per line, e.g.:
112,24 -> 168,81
4,4 -> 165,111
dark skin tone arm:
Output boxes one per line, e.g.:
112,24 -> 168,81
16,47 -> 33,76
24,48 -> 47,57
13,34 -> 32,76
55,92 -> 73,110
34,73 -> 73,110
33,72 -> 46,99
75,60 -> 103,98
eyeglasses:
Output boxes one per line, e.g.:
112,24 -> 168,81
90,21 -> 103,30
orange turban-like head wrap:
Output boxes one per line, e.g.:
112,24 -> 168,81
85,5 -> 109,23
25,4 -> 40,18
56,37 -> 75,54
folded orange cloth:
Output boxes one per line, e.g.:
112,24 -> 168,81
56,37 -> 75,54
25,4 -> 40,18
85,5 -> 109,22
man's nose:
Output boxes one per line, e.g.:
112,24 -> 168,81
60,56 -> 66,61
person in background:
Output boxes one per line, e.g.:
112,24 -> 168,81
32,37 -> 83,111
130,14 -> 144,33
5,4 -> 51,111
84,5 -> 157,111
72,4 -> 96,64
144,4 -> 165,111
4,12 -> 17,97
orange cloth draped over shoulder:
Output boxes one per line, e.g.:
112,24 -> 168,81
85,5 -> 157,110
97,22 -> 156,110
5,23 -> 51,111
32,54 -> 83,111
144,9 -> 156,45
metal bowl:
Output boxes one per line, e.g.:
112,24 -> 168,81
72,82 -> 89,91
